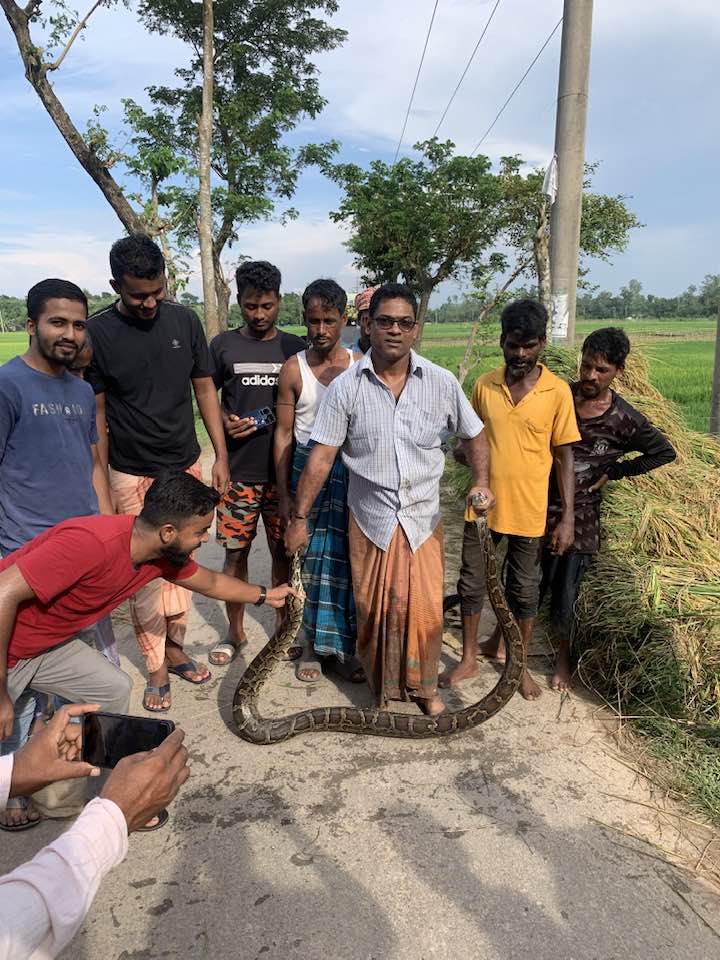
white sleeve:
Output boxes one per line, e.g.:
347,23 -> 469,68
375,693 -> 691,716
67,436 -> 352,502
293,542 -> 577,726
0,798 -> 128,960
0,754 -> 12,810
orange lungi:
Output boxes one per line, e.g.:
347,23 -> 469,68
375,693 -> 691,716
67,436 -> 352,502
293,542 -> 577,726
349,515 -> 444,706
109,460 -> 203,674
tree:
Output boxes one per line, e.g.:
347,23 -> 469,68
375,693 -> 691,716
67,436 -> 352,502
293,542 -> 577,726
197,0 -> 218,335
323,139 -> 507,336
133,0 -> 344,329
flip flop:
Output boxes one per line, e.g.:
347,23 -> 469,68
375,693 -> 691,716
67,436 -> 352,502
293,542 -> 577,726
326,656 -> 366,684
143,682 -> 171,713
0,797 -> 42,832
281,643 -> 303,662
135,808 -> 169,833
295,659 -> 322,683
167,660 -> 212,684
209,641 -> 242,666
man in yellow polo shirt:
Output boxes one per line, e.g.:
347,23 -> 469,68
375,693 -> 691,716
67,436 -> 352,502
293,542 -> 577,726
441,299 -> 580,700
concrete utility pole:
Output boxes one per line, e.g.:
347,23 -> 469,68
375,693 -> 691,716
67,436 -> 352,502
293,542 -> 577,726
710,306 -> 720,436
549,0 -> 594,344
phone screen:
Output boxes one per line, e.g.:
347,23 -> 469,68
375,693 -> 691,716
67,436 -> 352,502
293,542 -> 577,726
82,712 -> 175,769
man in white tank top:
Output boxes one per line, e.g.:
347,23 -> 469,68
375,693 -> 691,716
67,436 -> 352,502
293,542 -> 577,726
274,280 -> 362,683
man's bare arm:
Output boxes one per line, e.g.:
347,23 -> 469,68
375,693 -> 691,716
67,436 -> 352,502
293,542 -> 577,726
551,444 -> 576,554
0,566 -> 37,739
175,566 -> 294,609
94,392 -> 110,473
192,376 -> 230,493
284,443 -> 340,554
462,430 -> 496,512
273,358 -> 300,522
91,444 -> 114,515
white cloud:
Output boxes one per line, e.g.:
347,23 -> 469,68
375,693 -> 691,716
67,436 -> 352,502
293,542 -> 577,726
0,228 -> 114,295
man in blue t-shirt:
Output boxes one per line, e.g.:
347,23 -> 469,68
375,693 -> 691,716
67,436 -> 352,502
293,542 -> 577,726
0,278 -> 113,831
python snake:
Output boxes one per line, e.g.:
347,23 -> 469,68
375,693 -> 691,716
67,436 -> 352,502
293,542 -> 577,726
233,507 -> 525,744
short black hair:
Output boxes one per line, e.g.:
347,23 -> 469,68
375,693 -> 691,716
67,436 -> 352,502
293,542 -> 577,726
500,299 -> 548,341
369,283 -> 417,319
235,260 -> 281,299
139,472 -> 220,528
302,278 -> 347,316
110,234 -> 165,284
582,327 -> 631,368
26,279 -> 88,322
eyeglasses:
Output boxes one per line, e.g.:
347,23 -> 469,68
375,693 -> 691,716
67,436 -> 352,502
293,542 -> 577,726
373,316 -> 418,333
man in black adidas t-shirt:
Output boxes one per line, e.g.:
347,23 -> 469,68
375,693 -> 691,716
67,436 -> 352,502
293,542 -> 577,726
86,234 -> 229,713
543,328 -> 676,691
208,261 -> 305,665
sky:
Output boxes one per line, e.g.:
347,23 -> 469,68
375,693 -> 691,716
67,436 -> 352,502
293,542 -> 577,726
0,0 -> 718,302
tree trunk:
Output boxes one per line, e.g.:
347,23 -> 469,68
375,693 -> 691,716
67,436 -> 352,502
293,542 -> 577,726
414,287 -> 432,352
213,250 -> 231,333
1,0 -> 144,234
198,0 -> 219,339
534,200 -> 551,313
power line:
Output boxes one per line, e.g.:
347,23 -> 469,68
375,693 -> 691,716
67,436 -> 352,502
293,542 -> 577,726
393,0 -> 441,164
432,0 -> 503,139
470,16 -> 563,156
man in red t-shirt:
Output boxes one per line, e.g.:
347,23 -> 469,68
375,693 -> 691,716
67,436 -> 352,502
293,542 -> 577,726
0,473 -> 294,742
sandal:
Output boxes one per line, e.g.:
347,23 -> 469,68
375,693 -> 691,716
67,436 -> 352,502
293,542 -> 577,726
281,643 -> 303,662
136,808 -> 169,833
0,796 -> 42,832
326,656 -> 366,684
295,659 -> 322,683
143,682 -> 171,713
167,660 -> 212,684
209,640 -> 242,666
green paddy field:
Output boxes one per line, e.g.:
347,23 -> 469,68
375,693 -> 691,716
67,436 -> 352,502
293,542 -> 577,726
2,317 -> 715,432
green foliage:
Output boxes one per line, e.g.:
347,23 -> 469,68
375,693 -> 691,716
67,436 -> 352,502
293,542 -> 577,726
579,274 -> 720,319
324,138 -> 507,318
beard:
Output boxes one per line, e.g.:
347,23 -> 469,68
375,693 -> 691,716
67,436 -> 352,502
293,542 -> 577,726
160,545 -> 192,567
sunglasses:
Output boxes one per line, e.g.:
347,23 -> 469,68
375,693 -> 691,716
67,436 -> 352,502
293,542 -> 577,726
373,316 -> 418,333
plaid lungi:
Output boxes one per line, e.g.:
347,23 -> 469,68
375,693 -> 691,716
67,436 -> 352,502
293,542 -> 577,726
291,441 -> 356,661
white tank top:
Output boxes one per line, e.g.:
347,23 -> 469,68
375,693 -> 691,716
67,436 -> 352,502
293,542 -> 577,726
294,349 -> 355,445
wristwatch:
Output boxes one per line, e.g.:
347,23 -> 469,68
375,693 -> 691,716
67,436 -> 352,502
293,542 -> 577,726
254,585 -> 267,606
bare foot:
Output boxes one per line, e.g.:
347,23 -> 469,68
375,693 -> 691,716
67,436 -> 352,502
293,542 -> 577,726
439,659 -> 478,688
479,635 -> 506,662
519,670 -> 542,701
551,649 -> 573,691
414,695 -> 446,717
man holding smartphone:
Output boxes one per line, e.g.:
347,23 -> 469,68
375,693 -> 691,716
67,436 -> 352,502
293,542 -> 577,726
209,261 -> 305,666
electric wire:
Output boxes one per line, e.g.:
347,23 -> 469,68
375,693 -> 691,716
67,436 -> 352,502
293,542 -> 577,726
393,0 -> 441,164
470,16 -> 563,156
431,0 -> 502,138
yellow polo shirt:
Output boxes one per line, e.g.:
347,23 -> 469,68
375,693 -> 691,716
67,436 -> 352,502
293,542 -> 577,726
466,364 -> 580,536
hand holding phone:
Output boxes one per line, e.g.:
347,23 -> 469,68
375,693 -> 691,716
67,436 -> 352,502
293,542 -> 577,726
82,711 -> 175,769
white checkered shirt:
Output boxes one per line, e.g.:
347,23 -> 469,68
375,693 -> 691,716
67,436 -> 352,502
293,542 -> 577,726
310,350 -> 483,552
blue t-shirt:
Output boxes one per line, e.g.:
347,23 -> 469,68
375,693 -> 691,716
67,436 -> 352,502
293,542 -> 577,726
0,357 -> 99,555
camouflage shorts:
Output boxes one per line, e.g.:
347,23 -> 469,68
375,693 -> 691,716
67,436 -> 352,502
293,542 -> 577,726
216,482 -> 283,550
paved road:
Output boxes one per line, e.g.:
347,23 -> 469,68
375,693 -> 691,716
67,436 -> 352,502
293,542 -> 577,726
2,524 -> 719,960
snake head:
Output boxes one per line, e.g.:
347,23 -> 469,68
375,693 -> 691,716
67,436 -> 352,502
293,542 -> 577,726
471,492 -> 489,511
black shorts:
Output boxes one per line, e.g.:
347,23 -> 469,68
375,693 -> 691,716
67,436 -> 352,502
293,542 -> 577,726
539,550 -> 593,635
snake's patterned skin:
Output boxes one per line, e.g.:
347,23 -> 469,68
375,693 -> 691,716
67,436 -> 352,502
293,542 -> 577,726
232,511 -> 525,744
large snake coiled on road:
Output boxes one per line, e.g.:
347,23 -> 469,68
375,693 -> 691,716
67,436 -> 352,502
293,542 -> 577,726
233,507 -> 525,743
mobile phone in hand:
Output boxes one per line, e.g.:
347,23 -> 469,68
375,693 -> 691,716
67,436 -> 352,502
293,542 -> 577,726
241,406 -> 276,430
81,711 -> 175,769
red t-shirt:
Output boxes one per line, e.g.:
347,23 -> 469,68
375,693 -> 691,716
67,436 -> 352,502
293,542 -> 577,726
2,514 -> 198,667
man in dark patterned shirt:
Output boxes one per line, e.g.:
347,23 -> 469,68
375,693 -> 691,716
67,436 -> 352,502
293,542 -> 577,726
543,327 -> 676,690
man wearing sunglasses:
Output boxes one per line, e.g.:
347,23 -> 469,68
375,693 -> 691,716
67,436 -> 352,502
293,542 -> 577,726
286,283 -> 493,716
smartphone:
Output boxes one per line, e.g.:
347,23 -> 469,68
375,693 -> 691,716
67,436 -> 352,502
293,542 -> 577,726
241,406 -> 276,430
82,711 -> 175,769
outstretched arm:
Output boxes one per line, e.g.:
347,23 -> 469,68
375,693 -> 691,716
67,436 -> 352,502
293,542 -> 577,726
175,566 -> 295,609
284,443 -> 340,554
463,430 -> 495,512
192,376 -> 229,494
